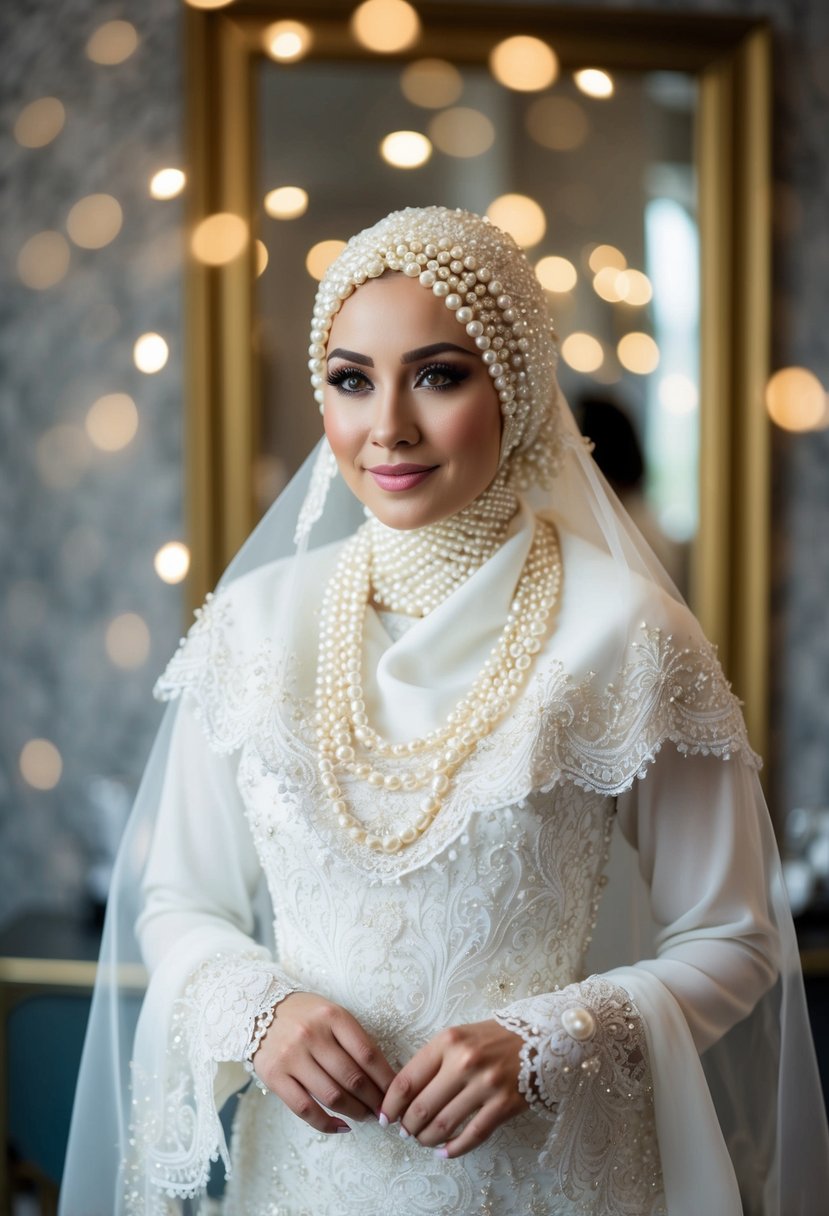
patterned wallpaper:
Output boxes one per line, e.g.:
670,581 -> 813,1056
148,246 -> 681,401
1,0 -> 828,930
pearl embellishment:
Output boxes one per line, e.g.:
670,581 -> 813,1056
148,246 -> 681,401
561,1006 -> 596,1042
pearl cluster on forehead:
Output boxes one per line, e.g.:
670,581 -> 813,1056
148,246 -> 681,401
314,516 -> 562,853
369,470 -> 519,617
308,206 -> 563,491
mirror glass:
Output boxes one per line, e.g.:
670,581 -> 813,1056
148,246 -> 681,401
255,54 -> 698,597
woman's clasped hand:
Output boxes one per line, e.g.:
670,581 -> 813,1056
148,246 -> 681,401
254,991 -> 525,1157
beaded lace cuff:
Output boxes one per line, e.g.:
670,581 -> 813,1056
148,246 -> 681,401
125,953 -> 297,1212
495,976 -> 665,1213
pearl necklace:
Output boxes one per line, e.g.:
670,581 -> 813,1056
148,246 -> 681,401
368,473 -> 519,617
314,514 -> 562,853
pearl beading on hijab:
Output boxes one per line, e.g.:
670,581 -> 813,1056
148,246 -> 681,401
308,206 -> 564,492
368,470 -> 519,618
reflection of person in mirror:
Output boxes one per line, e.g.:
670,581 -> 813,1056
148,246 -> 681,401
574,394 -> 688,593
62,207 -> 828,1215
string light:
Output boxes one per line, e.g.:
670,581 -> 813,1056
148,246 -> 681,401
400,59 -> 462,108
561,332 -> 604,373
105,613 -> 151,668
428,108 -> 495,158
134,333 -> 169,374
765,367 -> 828,431
263,20 -> 313,62
190,213 -> 249,265
489,35 -> 558,92
150,168 -> 186,199
264,186 -> 309,219
14,97 -> 65,148
19,739 -> 63,790
86,20 -> 139,66
525,96 -> 588,151
535,255 -> 577,293
380,130 -> 432,168
574,69 -> 614,99
306,239 -> 347,280
617,332 -> 659,374
85,393 -> 139,451
17,231 -> 70,289
486,194 -> 546,247
154,542 -> 191,584
66,194 -> 123,249
351,0 -> 420,53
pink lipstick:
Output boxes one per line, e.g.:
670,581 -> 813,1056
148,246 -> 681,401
367,464 -> 437,492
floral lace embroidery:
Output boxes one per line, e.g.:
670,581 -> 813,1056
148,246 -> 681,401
124,953 -> 296,1212
495,976 -> 665,1214
154,585 -> 758,882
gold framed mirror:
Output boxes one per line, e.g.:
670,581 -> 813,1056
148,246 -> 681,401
182,2 -> 770,759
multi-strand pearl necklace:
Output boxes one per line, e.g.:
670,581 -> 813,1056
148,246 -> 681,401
368,472 -> 518,617
314,514 -> 562,853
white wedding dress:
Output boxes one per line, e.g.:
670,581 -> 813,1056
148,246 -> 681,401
125,504 -> 779,1216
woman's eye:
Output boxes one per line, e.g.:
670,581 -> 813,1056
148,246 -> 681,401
327,367 -> 371,393
415,363 -> 469,391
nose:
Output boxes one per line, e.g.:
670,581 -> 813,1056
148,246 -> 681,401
369,381 -> 420,448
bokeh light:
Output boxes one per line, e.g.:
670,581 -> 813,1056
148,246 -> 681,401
134,333 -> 169,374
106,613 -> 151,669
400,59 -> 463,109
86,20 -> 139,65
190,213 -> 249,265
306,239 -> 346,280
561,332 -> 604,373
486,193 -> 546,247
428,108 -> 495,158
765,367 -> 827,431
14,97 -> 65,148
535,255 -> 577,293
489,35 -> 558,92
184,0 -> 236,8
263,20 -> 313,62
17,231 -> 70,289
85,392 -> 139,451
351,0 -> 420,53
525,96 -> 588,151
617,332 -> 660,374
588,243 -> 626,273
66,194 -> 123,249
380,130 -> 432,168
150,168 -> 186,199
616,268 -> 653,306
264,186 -> 309,219
592,267 -> 627,303
154,542 -> 191,584
574,68 -> 614,99
20,739 -> 63,790
255,240 -> 269,277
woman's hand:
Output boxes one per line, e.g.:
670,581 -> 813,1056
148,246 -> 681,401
380,1019 -> 525,1158
253,991 -> 396,1134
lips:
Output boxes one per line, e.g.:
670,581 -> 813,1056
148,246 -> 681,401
366,464 -> 437,492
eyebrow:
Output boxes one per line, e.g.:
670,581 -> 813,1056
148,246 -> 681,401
326,341 -> 478,367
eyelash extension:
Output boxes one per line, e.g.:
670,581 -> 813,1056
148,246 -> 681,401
326,366 -> 372,391
414,361 -> 471,390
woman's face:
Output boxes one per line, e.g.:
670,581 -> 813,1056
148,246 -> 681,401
323,272 -> 502,530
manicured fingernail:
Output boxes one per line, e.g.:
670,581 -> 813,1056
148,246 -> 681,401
433,1147 -> 448,1159
399,1127 -> 410,1139
378,1112 -> 389,1129
335,1125 -> 351,1133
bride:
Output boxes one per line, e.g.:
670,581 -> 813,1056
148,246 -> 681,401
61,206 -> 829,1215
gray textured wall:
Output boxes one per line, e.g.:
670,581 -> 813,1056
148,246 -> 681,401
2,0 -> 828,929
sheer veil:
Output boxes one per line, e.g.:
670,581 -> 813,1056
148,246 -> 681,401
60,207 -> 829,1215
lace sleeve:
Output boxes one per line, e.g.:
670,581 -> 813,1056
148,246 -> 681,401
126,952 -> 297,1211
494,975 -> 664,1212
